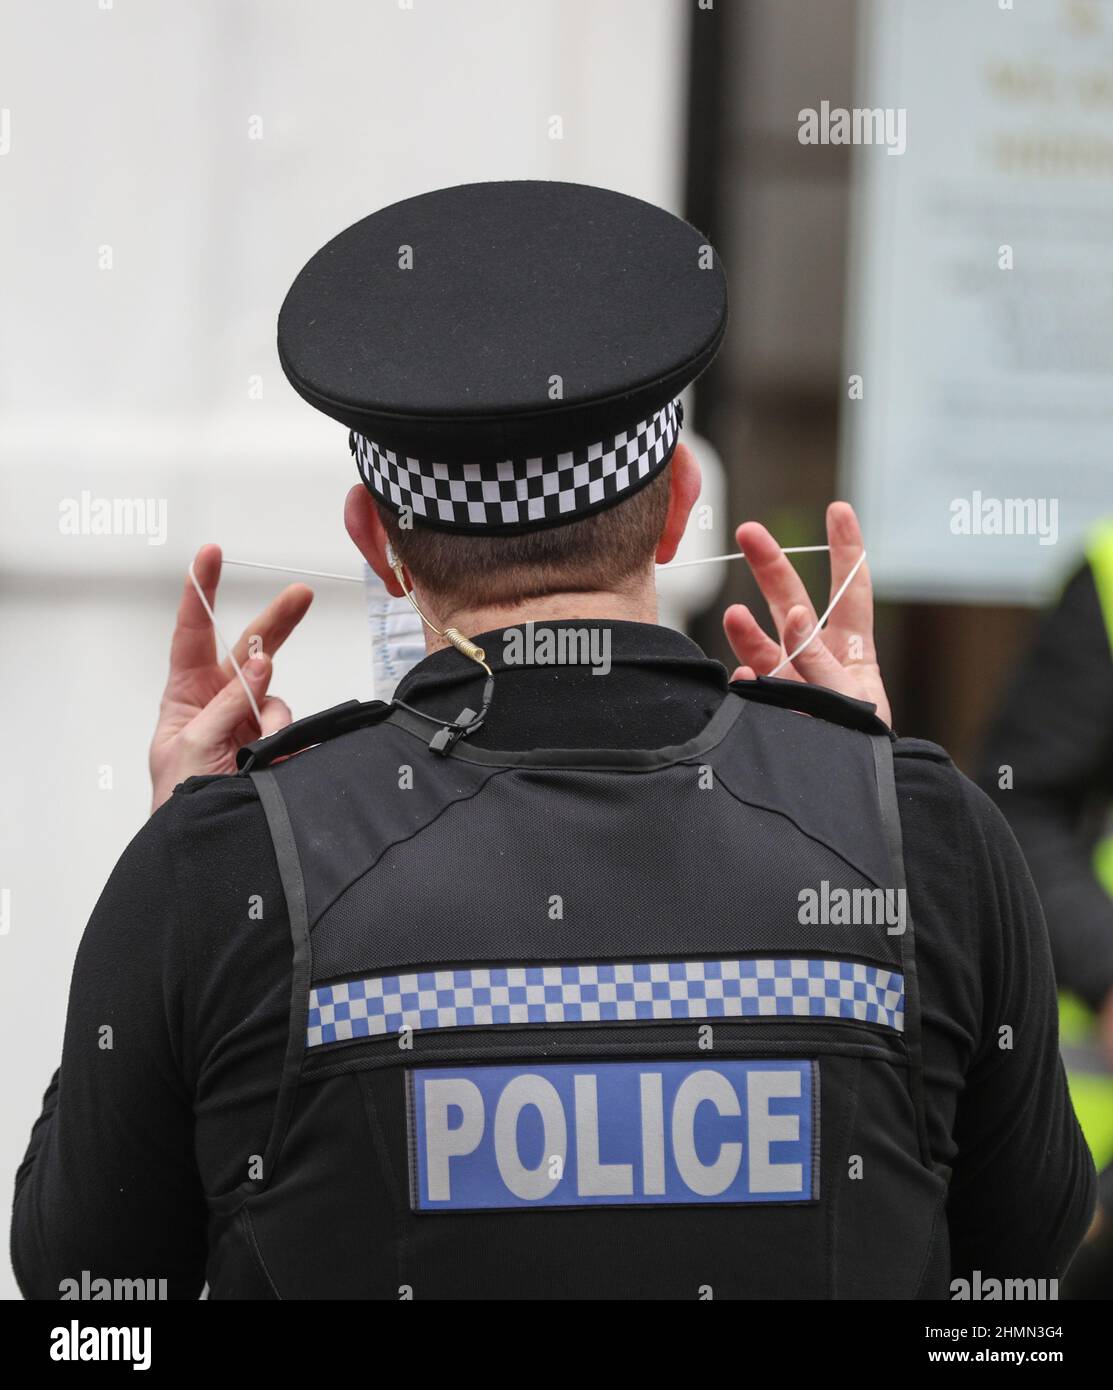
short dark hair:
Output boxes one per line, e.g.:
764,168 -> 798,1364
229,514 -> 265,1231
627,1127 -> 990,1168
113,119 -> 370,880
378,465 -> 672,608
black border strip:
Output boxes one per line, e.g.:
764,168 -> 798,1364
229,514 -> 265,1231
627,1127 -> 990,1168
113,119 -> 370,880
246,770 -> 313,1192
870,733 -> 933,1168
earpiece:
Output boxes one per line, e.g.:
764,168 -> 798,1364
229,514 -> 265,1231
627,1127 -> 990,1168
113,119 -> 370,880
380,539 -> 494,752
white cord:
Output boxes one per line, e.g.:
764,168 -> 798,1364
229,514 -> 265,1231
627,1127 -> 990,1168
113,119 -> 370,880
769,549 -> 867,676
223,557 -> 363,584
221,545 -> 835,582
660,544 -> 832,571
188,560 -> 265,727
219,544 -> 868,682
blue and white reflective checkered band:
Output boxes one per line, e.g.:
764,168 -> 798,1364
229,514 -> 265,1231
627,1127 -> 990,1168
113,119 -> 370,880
306,957 -> 905,1048
351,400 -> 681,531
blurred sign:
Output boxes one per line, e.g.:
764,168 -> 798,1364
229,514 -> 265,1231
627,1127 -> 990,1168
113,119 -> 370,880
841,0 -> 1113,603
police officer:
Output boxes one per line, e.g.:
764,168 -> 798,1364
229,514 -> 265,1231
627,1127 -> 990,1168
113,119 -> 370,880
12,181 -> 1095,1299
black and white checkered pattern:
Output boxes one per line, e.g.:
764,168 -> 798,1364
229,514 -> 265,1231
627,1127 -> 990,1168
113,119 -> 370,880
351,400 -> 681,531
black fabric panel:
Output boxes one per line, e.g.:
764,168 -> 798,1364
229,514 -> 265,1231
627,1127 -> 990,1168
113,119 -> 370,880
271,677 -> 901,985
309,754 -> 903,985
709,700 -> 895,890
263,721 -> 502,929
221,1074 -> 404,1301
392,622 -> 729,752
311,761 -> 901,980
302,1018 -> 904,1079
233,1053 -> 946,1301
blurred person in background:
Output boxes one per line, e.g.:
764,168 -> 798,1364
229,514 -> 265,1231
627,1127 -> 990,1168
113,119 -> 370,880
979,522 -> 1113,1297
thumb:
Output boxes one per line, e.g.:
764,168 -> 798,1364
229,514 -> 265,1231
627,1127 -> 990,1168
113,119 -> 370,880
193,655 -> 273,746
782,606 -> 844,689
259,694 -> 294,738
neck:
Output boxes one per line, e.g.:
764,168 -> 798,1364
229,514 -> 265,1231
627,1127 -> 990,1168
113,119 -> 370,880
418,578 -> 659,656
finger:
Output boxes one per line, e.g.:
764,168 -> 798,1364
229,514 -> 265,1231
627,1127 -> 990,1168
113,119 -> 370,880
259,694 -> 293,738
729,664 -> 758,682
723,604 -> 786,676
781,605 -> 846,691
219,584 -> 314,682
226,692 -> 294,757
824,501 -> 875,659
735,522 -> 819,638
167,544 -> 222,680
189,654 -> 272,748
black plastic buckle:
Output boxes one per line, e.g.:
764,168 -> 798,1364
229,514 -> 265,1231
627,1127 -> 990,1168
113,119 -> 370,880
428,706 -> 477,756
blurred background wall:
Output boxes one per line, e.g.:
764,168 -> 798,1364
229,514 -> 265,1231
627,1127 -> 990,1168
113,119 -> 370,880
3,0 -> 1112,1299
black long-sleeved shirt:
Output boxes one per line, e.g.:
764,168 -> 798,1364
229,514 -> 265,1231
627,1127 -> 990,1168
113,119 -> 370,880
978,563 -> 1113,1011
11,621 -> 1095,1297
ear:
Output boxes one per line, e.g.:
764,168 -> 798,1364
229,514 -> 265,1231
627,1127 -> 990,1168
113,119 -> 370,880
344,485 -> 406,597
655,442 -> 702,565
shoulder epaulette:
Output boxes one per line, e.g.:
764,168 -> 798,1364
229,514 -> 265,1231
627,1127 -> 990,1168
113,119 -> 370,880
729,675 -> 891,737
236,699 -> 393,773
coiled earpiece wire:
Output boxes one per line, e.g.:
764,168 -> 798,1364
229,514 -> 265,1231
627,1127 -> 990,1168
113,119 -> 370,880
384,542 -> 496,750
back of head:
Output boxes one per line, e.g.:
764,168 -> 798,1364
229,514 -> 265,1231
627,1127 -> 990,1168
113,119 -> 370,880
374,465 -> 673,609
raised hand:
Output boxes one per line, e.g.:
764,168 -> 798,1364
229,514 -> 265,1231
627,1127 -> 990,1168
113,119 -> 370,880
723,501 -> 891,727
149,544 -> 314,811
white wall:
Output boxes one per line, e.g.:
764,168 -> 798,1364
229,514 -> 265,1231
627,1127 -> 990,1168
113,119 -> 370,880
0,0 -> 691,1299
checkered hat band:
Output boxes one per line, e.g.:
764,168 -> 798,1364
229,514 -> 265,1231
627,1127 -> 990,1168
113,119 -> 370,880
352,400 -> 681,531
306,957 -> 905,1049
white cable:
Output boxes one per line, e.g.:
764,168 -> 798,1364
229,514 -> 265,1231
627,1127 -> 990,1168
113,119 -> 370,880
223,557 -> 363,584
769,548 -> 867,676
222,545 -> 834,583
220,543 -> 868,682
187,560 -> 265,728
660,544 -> 831,571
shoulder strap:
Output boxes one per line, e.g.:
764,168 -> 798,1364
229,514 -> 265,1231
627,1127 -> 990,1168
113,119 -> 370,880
208,762 -> 315,1215
728,675 -> 891,736
870,732 -> 938,1176
248,767 -> 313,1194
236,699 -> 393,772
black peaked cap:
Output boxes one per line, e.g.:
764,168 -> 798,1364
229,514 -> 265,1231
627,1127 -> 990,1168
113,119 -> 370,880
278,180 -> 727,533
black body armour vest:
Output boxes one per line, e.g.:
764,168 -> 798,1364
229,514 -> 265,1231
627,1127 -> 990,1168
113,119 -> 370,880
207,678 -> 950,1299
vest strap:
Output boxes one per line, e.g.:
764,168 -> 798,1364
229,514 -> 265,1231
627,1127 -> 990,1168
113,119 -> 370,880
870,732 -> 938,1176
250,768 -> 313,1196
208,765 -> 314,1222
